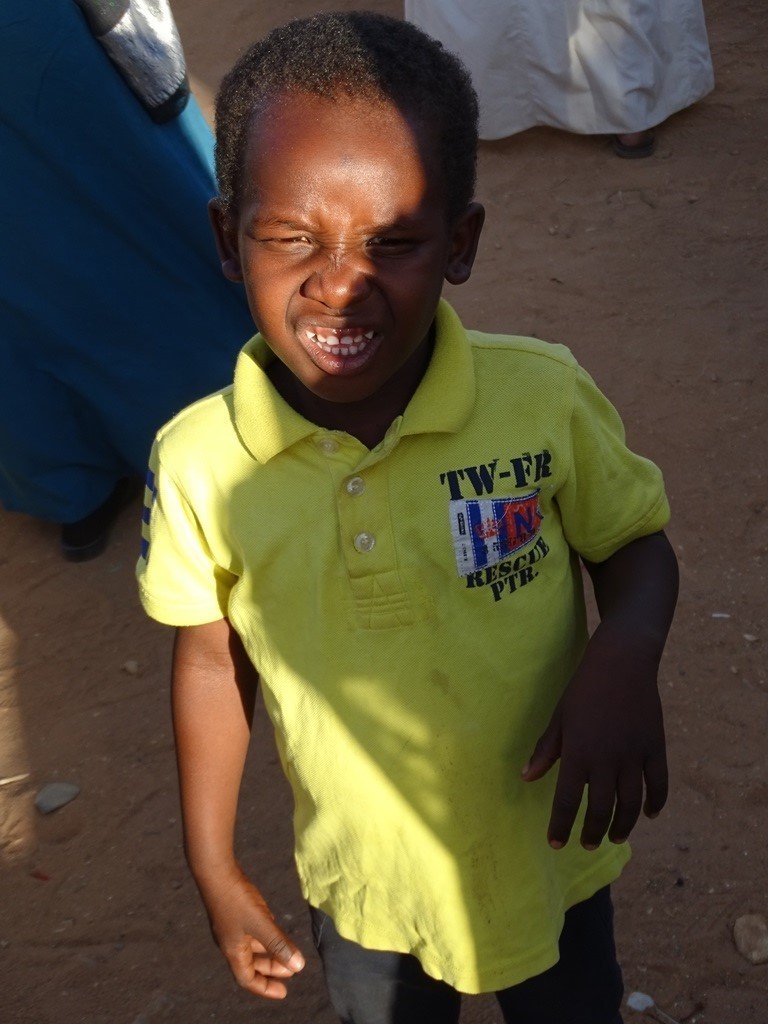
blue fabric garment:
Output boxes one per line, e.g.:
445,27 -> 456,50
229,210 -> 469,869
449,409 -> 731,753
0,0 -> 254,523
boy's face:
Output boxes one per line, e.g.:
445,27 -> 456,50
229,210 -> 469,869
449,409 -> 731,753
211,90 -> 483,420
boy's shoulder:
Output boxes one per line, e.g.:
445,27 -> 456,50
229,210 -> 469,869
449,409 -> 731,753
465,328 -> 578,371
154,385 -> 235,453
430,305 -> 588,424
437,301 -> 580,378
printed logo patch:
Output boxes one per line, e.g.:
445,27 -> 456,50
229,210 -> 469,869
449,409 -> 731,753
449,491 -> 543,576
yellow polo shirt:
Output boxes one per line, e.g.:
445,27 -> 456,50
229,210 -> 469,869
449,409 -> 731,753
137,300 -> 669,993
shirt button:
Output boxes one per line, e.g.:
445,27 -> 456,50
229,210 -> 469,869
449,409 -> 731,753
345,476 -> 365,496
353,531 -> 376,553
318,438 -> 338,454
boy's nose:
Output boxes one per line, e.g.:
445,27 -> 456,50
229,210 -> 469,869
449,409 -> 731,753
302,251 -> 371,309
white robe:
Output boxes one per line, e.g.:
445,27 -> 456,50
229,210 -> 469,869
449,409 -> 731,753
405,0 -> 714,139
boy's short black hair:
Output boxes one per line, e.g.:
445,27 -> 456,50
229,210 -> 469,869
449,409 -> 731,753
214,11 -> 479,222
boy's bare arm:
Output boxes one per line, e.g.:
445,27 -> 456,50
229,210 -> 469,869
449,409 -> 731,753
172,619 -> 304,998
522,530 -> 679,850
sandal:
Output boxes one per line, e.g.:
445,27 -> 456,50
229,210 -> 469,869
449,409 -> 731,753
612,130 -> 656,159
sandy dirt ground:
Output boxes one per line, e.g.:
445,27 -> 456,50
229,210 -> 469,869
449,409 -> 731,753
1,1 -> 766,1022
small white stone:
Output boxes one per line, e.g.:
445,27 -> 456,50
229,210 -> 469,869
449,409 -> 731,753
626,991 -> 681,1024
628,991 -> 654,1011
733,914 -> 768,964
122,659 -> 141,676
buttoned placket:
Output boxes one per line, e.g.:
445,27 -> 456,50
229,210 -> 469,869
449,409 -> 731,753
314,430 -> 398,577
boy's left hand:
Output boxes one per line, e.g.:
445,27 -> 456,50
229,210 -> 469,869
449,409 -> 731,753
522,531 -> 677,849
521,622 -> 668,850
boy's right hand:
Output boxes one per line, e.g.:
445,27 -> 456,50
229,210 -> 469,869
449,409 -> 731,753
198,866 -> 305,999
172,621 -> 304,998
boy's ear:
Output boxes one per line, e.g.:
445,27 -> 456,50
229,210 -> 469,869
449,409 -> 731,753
445,202 -> 485,286
208,198 -> 243,282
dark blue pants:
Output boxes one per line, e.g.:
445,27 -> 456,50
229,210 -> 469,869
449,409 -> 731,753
310,887 -> 624,1024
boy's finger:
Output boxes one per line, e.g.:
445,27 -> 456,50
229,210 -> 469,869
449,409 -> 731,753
606,768 -> 643,844
521,724 -> 561,782
227,943 -> 290,999
241,973 -> 291,1000
579,774 -> 618,850
260,928 -> 305,973
546,773 -> 586,848
250,945 -> 296,977
642,749 -> 669,819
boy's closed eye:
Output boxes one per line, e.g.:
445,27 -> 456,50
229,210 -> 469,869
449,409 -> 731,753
252,234 -> 421,259
254,233 -> 314,247
367,235 -> 420,252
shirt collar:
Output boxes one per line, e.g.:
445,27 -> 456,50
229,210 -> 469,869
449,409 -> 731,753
233,298 -> 475,463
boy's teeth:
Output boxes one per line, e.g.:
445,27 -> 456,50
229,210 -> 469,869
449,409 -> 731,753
307,329 -> 374,355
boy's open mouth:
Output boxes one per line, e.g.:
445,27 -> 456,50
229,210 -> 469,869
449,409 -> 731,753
305,329 -> 375,357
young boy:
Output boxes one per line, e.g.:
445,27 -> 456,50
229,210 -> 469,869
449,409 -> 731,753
136,12 -> 678,1023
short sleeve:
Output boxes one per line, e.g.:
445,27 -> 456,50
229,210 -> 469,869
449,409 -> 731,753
556,366 -> 670,562
136,441 -> 236,625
